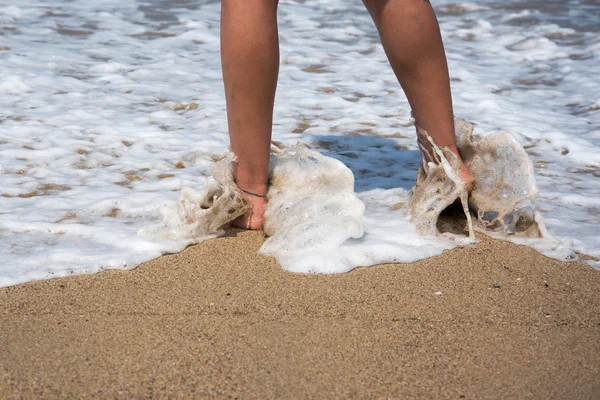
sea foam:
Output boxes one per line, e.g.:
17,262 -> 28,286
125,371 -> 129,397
142,145 -> 366,273
411,118 -> 579,263
143,118 -> 575,274
0,0 -> 598,286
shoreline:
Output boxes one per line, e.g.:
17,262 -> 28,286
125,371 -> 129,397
1,230 -> 599,398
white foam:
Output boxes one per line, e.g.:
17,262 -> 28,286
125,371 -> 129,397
260,146 -> 365,266
0,0 -> 599,286
140,145 -> 474,274
411,119 -> 582,263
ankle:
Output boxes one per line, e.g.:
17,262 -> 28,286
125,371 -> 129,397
232,167 -> 269,194
235,180 -> 269,196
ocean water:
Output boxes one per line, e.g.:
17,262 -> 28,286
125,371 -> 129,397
0,0 -> 598,286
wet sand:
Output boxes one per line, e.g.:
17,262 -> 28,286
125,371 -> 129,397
1,231 -> 599,399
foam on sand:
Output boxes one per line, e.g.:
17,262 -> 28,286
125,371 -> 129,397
260,146 -> 365,267
0,0 -> 598,286
141,154 -> 248,243
143,145 -> 366,273
144,120 -> 578,274
411,118 -> 579,263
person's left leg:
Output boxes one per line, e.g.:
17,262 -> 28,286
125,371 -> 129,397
362,0 -> 473,190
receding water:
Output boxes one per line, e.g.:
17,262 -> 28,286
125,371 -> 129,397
0,0 -> 598,286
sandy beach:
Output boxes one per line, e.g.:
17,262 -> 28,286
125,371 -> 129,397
1,231 -> 598,398
1,0 -> 599,397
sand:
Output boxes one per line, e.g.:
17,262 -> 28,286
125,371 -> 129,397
1,231 -> 599,399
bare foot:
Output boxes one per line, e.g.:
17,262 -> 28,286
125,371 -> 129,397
447,144 -> 474,192
418,134 -> 474,192
232,193 -> 267,230
459,161 -> 474,193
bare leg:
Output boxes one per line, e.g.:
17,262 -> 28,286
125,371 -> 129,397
221,0 -> 280,229
362,0 -> 473,190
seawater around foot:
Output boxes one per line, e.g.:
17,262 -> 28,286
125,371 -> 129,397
410,118 -> 579,263
144,145 -> 370,272
142,123 -> 581,275
0,0 -> 598,287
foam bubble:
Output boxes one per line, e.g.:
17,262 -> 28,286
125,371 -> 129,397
260,146 -> 365,268
410,118 -> 579,263
410,123 -> 473,239
140,154 -> 248,243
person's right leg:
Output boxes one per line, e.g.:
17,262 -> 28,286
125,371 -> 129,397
221,0 -> 280,229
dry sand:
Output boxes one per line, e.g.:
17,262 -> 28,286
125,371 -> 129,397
1,231 -> 599,399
